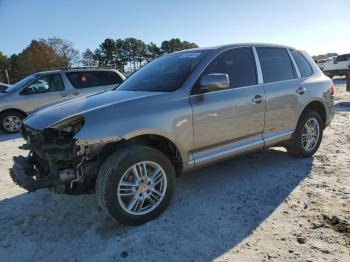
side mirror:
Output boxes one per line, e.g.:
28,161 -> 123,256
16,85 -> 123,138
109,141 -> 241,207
200,73 -> 230,92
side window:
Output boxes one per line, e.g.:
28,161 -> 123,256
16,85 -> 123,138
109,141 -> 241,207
66,71 -> 123,89
257,47 -> 296,83
200,47 -> 257,91
21,74 -> 64,95
336,56 -> 343,62
101,71 -> 123,85
336,54 -> 350,62
65,72 -> 100,89
290,50 -> 313,78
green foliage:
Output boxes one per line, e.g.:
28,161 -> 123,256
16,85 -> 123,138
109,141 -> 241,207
92,37 -> 197,72
123,38 -> 147,71
11,40 -> 61,82
1,37 -> 198,82
94,38 -> 117,68
44,37 -> 80,68
145,42 -> 162,62
0,52 -> 9,82
0,52 -> 8,68
81,49 -> 98,67
161,38 -> 198,54
1,38 -> 79,83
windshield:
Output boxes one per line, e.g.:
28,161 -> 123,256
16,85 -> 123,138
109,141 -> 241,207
5,74 -> 37,93
117,51 -> 207,92
0,84 -> 10,92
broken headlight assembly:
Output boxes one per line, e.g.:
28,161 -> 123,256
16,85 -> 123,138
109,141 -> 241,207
50,115 -> 85,137
11,115 -> 87,193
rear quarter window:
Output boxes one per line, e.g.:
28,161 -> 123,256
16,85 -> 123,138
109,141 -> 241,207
104,71 -> 124,85
66,71 -> 123,89
257,47 -> 296,83
290,50 -> 313,78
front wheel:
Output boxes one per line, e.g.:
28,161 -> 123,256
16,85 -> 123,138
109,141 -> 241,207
0,111 -> 25,134
287,110 -> 323,157
96,145 -> 176,226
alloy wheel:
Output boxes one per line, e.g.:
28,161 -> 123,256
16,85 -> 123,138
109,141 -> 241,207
3,115 -> 22,132
301,117 -> 320,152
117,161 -> 167,216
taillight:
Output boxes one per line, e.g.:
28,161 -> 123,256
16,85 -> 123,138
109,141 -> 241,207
330,84 -> 334,96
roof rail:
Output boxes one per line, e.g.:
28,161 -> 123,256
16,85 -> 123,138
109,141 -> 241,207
60,66 -> 115,70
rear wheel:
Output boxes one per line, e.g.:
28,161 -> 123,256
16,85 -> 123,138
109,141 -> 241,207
96,145 -> 176,226
0,111 -> 25,134
287,110 -> 323,157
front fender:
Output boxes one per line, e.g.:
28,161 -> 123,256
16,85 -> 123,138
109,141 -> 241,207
73,92 -> 193,166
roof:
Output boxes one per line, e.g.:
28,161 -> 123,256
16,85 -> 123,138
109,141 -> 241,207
176,42 -> 296,53
34,68 -> 120,75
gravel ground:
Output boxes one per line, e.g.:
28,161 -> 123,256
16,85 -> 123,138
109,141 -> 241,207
0,78 -> 349,262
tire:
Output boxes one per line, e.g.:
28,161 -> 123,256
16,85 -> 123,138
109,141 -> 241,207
0,111 -> 25,134
287,110 -> 323,157
96,145 -> 176,226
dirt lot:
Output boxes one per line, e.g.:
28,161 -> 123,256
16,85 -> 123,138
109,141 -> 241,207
0,79 -> 349,262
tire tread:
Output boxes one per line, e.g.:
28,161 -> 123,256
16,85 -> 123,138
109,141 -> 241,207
96,145 -> 175,225
287,110 -> 323,158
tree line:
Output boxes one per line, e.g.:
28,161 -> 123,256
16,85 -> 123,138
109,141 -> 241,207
0,37 -> 198,83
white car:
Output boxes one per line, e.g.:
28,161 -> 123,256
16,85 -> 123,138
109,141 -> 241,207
0,68 -> 125,133
322,54 -> 350,78
316,57 -> 334,70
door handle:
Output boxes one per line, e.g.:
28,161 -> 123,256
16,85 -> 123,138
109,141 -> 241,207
60,93 -> 68,97
72,92 -> 80,96
296,87 -> 307,95
252,95 -> 263,104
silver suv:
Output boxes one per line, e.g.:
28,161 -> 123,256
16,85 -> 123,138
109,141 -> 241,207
0,68 -> 125,133
10,44 -> 335,225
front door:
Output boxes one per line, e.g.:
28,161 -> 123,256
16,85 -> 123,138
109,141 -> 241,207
20,73 -> 69,113
190,47 -> 265,167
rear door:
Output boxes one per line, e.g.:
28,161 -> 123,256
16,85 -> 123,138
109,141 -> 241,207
64,71 -> 123,97
190,47 -> 265,165
20,73 -> 69,112
256,47 -> 308,146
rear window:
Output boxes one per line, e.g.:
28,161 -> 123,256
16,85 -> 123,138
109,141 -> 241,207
290,50 -> 313,78
257,47 -> 296,83
66,71 -> 123,89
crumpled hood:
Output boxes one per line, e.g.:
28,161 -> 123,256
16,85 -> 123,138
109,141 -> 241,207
24,90 -> 162,129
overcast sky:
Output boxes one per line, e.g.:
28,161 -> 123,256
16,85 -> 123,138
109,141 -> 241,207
0,0 -> 349,56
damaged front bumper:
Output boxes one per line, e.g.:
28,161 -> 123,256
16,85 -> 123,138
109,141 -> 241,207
10,155 -> 76,192
10,122 -> 103,194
